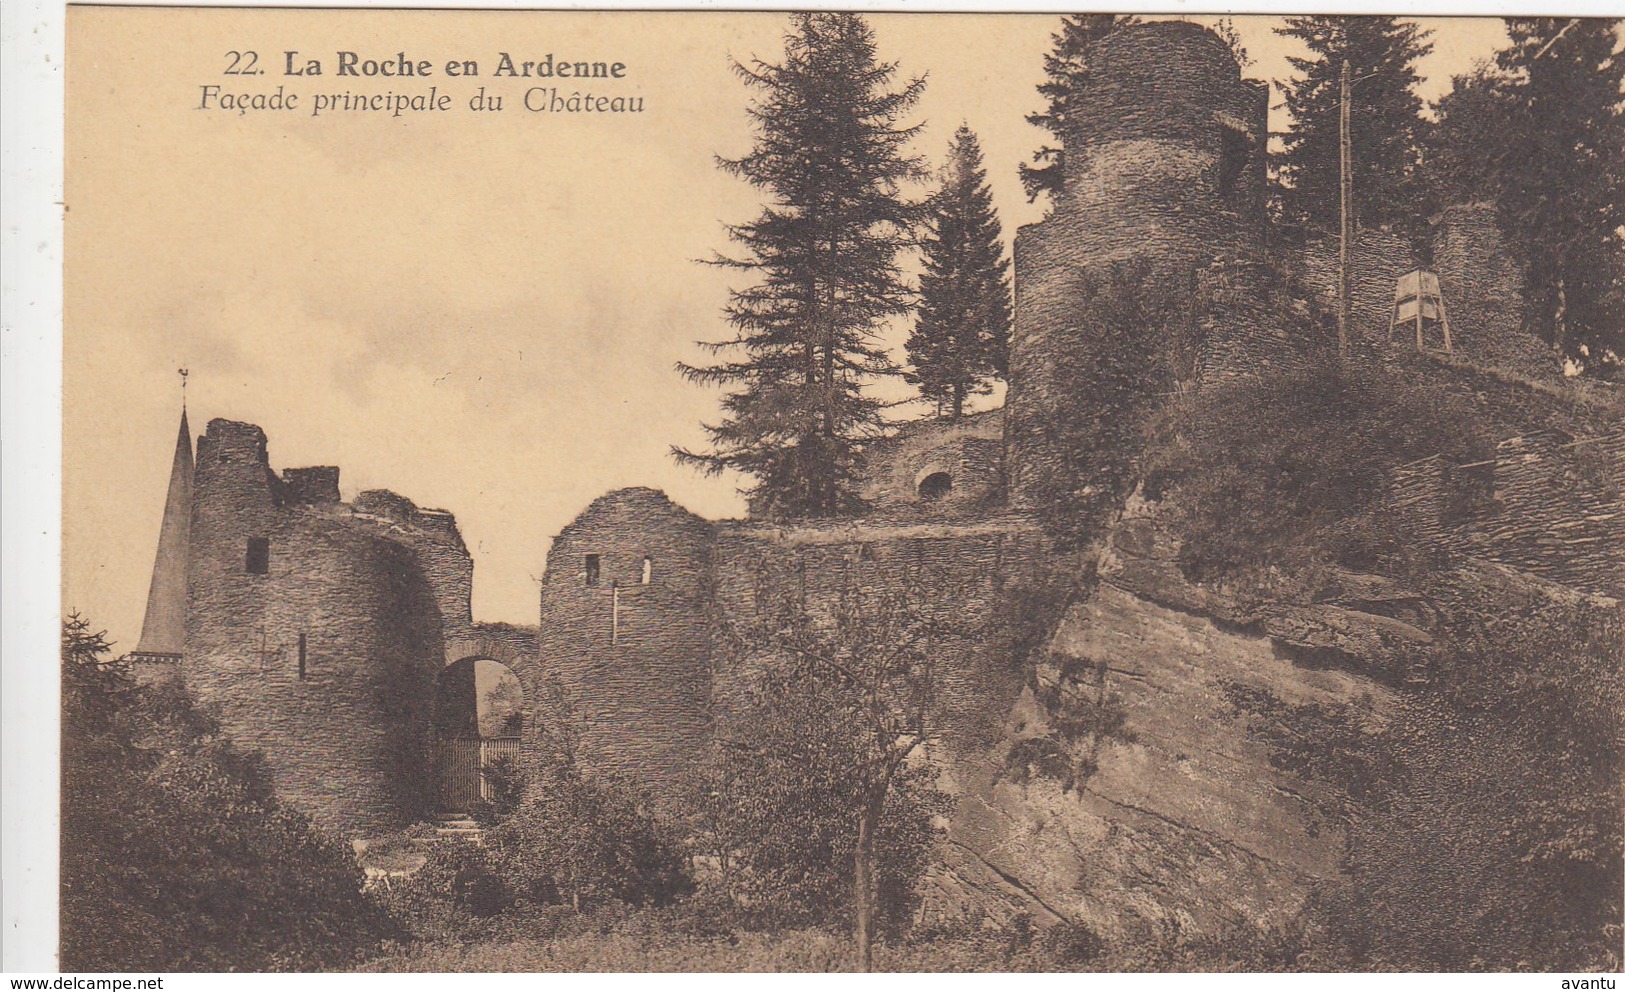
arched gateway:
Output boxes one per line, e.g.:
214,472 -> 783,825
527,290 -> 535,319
436,636 -> 542,813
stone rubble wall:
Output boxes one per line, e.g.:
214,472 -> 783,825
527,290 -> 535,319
857,410 -> 1006,519
537,488 -> 718,811
1300,228 -> 1416,348
1388,428 -> 1624,598
185,419 -> 459,835
1431,202 -> 1559,378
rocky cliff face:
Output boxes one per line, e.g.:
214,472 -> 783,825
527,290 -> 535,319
927,509 -> 1426,940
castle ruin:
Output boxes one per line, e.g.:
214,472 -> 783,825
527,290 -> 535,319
129,18 -> 1621,929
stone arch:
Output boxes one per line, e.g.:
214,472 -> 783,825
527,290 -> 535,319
443,635 -> 546,749
915,465 -> 954,502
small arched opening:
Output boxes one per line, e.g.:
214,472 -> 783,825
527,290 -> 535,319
434,657 -> 524,812
917,471 -> 954,502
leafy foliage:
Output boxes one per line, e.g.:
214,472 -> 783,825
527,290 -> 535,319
1273,17 -> 1433,240
59,614 -> 396,971
484,763 -> 694,913
675,13 -> 927,518
467,752 -> 527,826
1019,15 -> 1137,202
905,125 -> 1012,420
694,579 -> 956,967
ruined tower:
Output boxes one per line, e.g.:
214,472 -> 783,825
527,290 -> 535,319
1003,21 -> 1275,508
537,488 -> 717,809
177,417 -> 474,834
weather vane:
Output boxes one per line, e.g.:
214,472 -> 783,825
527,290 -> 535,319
179,367 -> 189,406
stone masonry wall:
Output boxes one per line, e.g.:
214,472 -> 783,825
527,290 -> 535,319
1388,428 -> 1624,598
711,516 -> 1054,739
1432,202 -> 1557,378
185,419 -> 461,835
857,410 -> 1005,519
1301,228 -> 1416,348
537,488 -> 717,810
1007,21 -> 1271,509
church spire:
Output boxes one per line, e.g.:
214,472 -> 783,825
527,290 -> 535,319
133,373 -> 193,659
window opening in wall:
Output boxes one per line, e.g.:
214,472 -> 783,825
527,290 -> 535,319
641,557 -> 653,585
585,554 -> 601,587
1217,124 -> 1251,202
297,633 -> 307,680
918,472 -> 953,502
246,537 -> 270,574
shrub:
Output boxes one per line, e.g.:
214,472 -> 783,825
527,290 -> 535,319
468,753 -> 527,827
484,765 -> 693,913
1142,360 -> 1492,593
59,615 -> 399,971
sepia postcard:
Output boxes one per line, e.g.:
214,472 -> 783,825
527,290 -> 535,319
16,2 -> 1625,976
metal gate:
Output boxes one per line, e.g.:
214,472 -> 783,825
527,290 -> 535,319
435,737 -> 521,811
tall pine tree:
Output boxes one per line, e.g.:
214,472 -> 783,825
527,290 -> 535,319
906,125 -> 1012,421
674,14 -> 926,518
1425,61 -> 1518,209
1274,17 -> 1433,238
1019,15 -> 1137,203
1493,18 -> 1624,373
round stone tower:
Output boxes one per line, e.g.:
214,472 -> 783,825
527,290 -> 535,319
1005,20 -> 1272,508
537,487 -> 717,810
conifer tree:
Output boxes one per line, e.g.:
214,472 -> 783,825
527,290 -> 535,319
675,13 -> 926,518
1491,18 -> 1624,373
906,125 -> 1012,421
1424,62 -> 1517,209
1019,15 -> 1137,203
1274,17 -> 1433,237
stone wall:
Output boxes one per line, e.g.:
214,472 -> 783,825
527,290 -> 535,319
1431,203 -> 1557,377
1301,228 -> 1416,348
708,516 -> 1055,753
1006,20 -> 1272,509
1298,207 -> 1558,378
1056,21 -> 1268,265
1388,427 -> 1624,598
184,419 -> 470,835
537,488 -> 717,810
856,410 -> 1005,519
1196,253 -> 1322,383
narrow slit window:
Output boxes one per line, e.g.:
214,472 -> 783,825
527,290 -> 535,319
246,537 -> 270,574
641,557 -> 653,585
297,633 -> 307,680
585,554 -> 601,587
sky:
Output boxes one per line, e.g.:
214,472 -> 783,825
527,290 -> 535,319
63,9 -> 1514,647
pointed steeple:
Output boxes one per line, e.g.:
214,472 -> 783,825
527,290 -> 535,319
134,388 -> 194,659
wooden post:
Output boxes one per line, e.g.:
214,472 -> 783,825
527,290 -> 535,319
1337,59 -> 1353,359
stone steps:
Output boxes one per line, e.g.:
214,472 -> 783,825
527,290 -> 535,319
408,813 -> 484,846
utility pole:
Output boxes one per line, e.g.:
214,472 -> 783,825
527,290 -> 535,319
1337,58 -> 1353,360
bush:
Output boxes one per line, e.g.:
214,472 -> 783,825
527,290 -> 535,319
59,615 -> 399,971
1142,360 -> 1492,593
468,753 -> 527,827
484,765 -> 693,913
